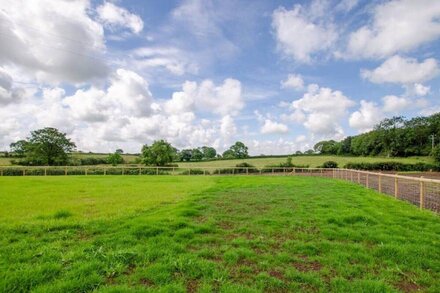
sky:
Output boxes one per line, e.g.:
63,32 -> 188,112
0,0 -> 440,155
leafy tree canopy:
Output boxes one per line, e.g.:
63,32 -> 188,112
141,140 -> 176,166
10,127 -> 76,165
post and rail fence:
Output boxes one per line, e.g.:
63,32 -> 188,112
0,166 -> 438,213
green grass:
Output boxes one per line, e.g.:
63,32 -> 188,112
0,154 -> 433,167
178,155 -> 433,168
0,176 -> 439,292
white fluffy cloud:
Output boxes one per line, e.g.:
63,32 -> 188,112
289,84 -> 355,137
361,55 -> 439,84
0,0 -> 109,84
261,119 -> 289,134
349,100 -> 383,132
281,74 -> 304,90
0,67 -> 25,105
97,2 -> 144,34
382,95 -> 410,113
347,0 -> 440,59
131,47 -> 199,76
0,68 -> 245,152
272,5 -> 336,62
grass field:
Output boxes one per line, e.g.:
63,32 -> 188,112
177,155 -> 433,168
0,176 -> 439,292
0,155 -> 433,167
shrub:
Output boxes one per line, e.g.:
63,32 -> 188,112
180,169 -> 206,175
234,162 -> 259,174
431,145 -> 440,163
344,162 -> 439,171
321,161 -> 338,168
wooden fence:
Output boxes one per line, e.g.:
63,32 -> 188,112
0,166 -> 438,213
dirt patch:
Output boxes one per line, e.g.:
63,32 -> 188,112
139,278 -> 154,287
269,270 -> 285,281
186,279 -> 199,293
394,280 -> 421,293
218,221 -> 234,230
293,260 -> 322,272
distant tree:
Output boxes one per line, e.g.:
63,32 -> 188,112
304,149 -> 314,155
9,140 -> 28,157
201,146 -> 216,159
141,140 -> 176,166
107,152 -> 124,166
10,127 -> 76,165
295,151 -> 302,155
179,149 -> 192,162
224,141 -> 248,159
115,149 -> 124,154
191,148 -> 204,161
222,149 -> 235,159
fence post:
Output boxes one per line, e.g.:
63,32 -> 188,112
188,168 -> 190,176
203,169 -> 206,176
104,168 -> 106,176
332,169 -> 335,179
85,168 -> 88,176
272,168 -> 274,175
378,173 -> 382,193
394,177 -> 398,199
366,174 -> 369,188
419,177 -> 425,210
65,167 -> 68,176
284,167 -> 287,176
44,168 -> 47,176
357,172 -> 360,184
156,167 -> 158,175
259,169 -> 262,175
122,167 -> 124,175
246,167 -> 249,175
350,171 -> 353,182
139,167 -> 141,175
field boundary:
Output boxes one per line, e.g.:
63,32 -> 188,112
1,166 -> 438,213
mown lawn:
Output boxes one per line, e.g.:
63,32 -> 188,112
0,176 -> 439,292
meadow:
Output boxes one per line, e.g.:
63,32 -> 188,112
177,155 -> 433,168
0,154 -> 432,168
0,176 -> 439,292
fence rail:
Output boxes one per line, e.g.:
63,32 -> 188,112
0,166 -> 438,213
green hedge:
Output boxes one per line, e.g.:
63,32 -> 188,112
344,162 -> 439,171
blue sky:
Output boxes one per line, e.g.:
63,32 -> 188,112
0,0 -> 439,154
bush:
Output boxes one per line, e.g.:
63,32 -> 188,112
234,162 -> 259,174
431,145 -> 440,163
321,161 -> 338,168
180,169 -> 206,175
344,162 -> 439,171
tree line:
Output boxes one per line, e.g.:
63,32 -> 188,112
313,113 -> 440,161
7,127 -> 249,166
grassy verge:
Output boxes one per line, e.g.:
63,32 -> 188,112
0,176 -> 439,292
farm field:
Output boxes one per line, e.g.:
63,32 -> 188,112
0,176 -> 439,292
0,155 -> 433,167
178,155 -> 433,168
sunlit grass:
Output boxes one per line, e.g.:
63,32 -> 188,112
0,176 -> 438,292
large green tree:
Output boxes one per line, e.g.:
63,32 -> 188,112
201,146 -> 216,159
10,127 -> 76,165
223,141 -> 249,159
141,140 -> 176,166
